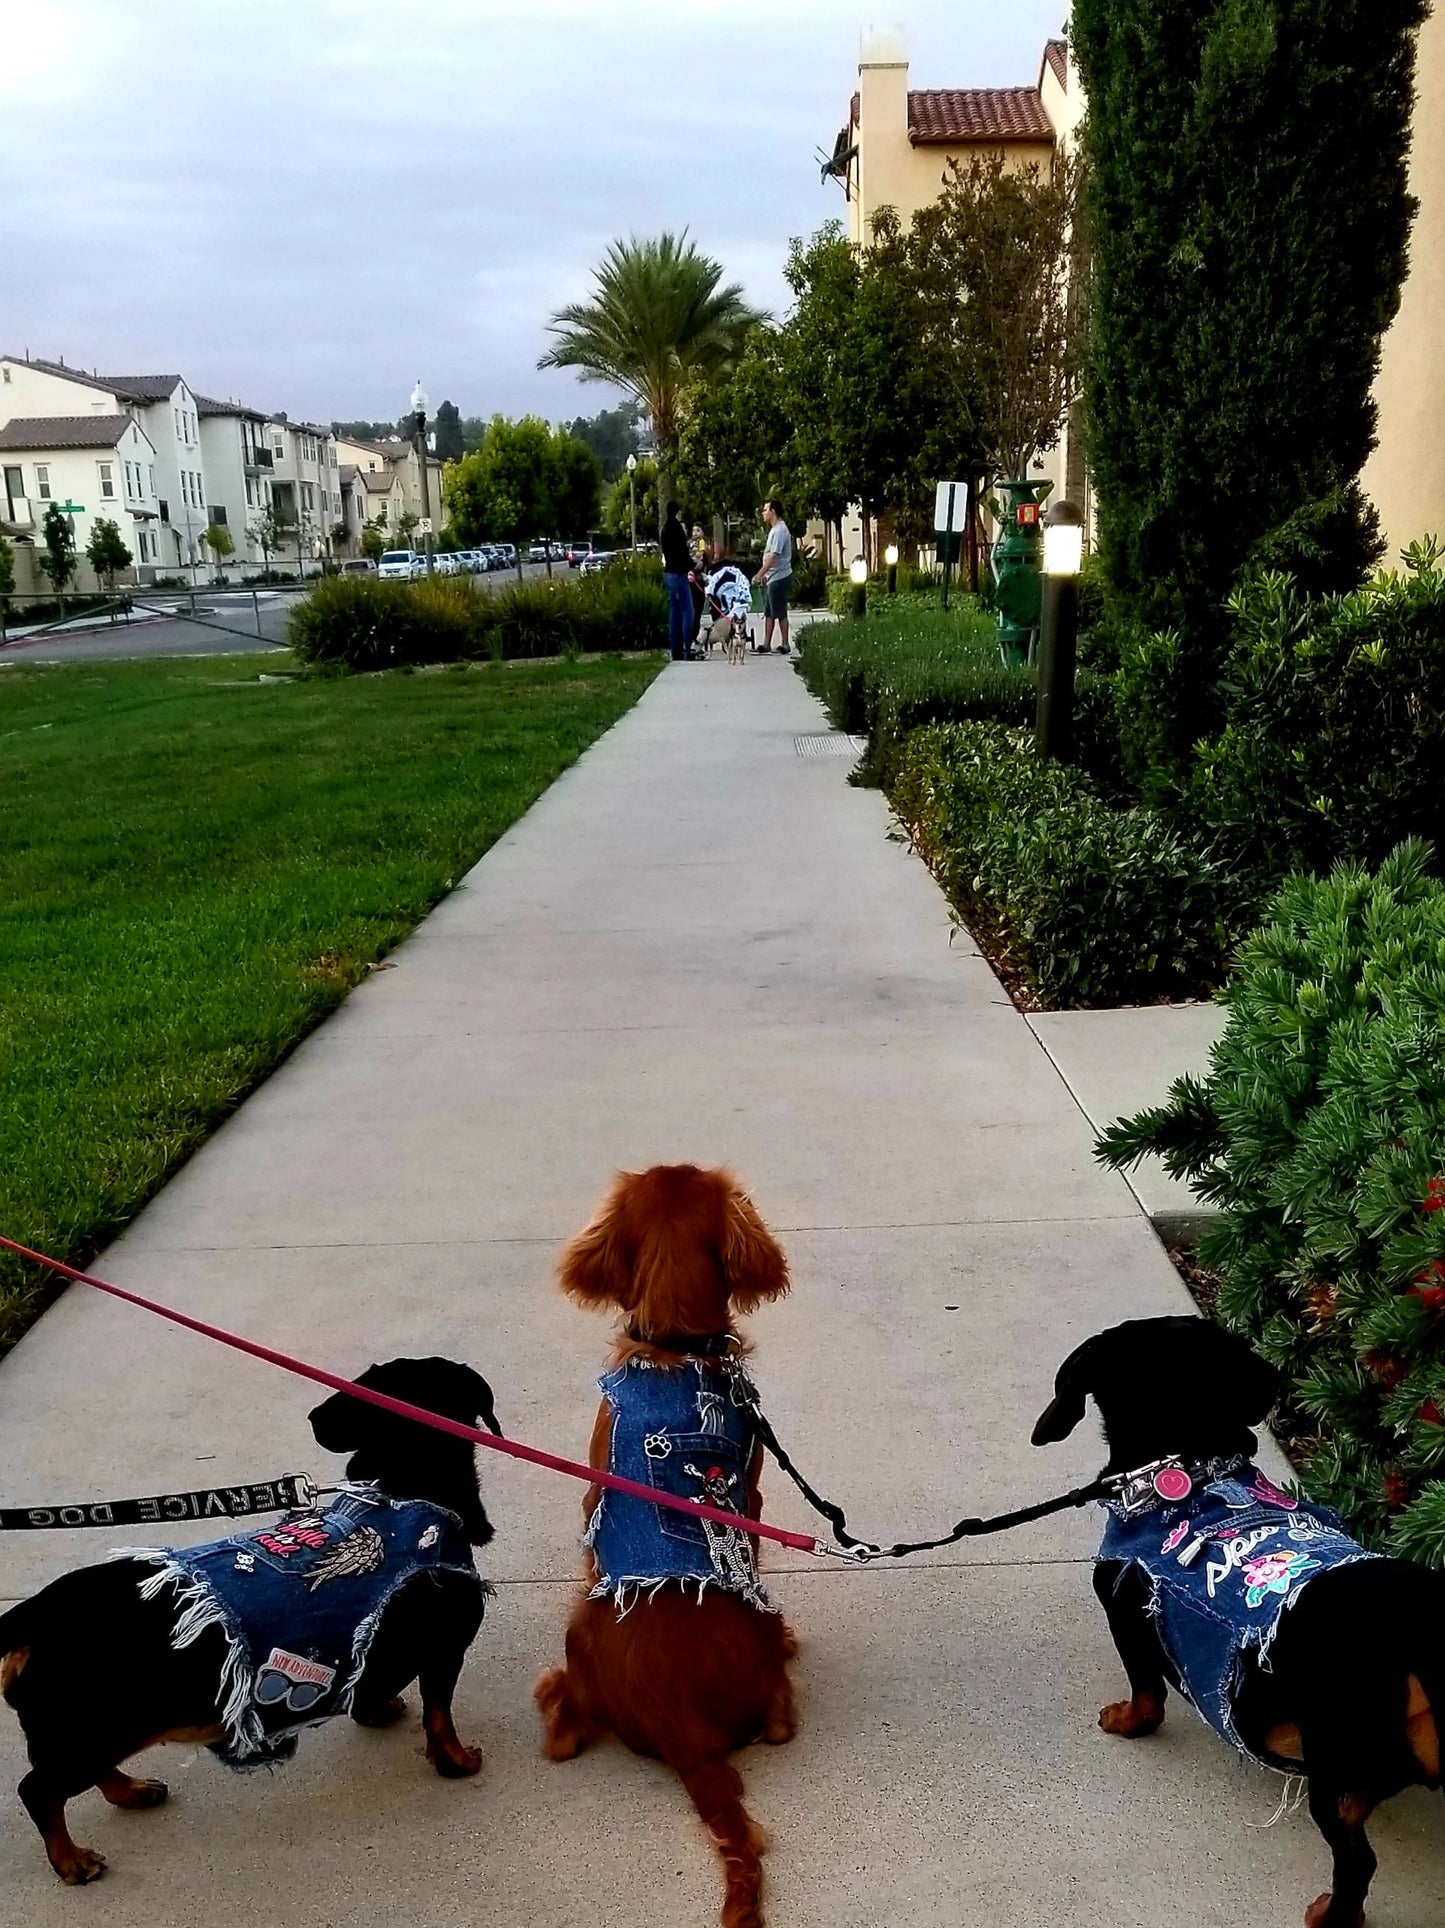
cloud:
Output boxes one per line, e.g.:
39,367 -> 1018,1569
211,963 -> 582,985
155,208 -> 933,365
1,0 -> 1067,421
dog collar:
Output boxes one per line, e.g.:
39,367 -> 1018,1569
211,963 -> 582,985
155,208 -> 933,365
1102,1454 -> 1250,1520
623,1327 -> 739,1359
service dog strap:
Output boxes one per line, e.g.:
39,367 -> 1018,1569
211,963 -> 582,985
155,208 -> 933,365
0,1472 -> 316,1531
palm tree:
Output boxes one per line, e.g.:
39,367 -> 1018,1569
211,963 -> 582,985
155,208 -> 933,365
540,232 -> 762,528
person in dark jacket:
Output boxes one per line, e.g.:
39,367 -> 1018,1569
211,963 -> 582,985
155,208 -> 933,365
660,502 -> 694,661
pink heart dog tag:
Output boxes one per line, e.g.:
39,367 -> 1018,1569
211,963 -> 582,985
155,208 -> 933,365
1153,1467 -> 1194,1504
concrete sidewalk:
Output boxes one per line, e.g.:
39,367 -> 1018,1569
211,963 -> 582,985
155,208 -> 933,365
0,658 -> 1438,1926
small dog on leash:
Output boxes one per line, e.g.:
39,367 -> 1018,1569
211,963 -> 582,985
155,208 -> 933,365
0,1356 -> 499,1884
536,1164 -> 796,1928
720,615 -> 749,665
1034,1316 -> 1445,1928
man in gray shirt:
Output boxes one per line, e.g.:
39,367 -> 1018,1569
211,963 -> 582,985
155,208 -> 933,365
754,498 -> 792,654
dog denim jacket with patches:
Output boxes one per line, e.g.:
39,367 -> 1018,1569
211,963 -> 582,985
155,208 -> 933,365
125,1484 -> 483,1769
585,1357 -> 772,1613
1100,1465 -> 1379,1770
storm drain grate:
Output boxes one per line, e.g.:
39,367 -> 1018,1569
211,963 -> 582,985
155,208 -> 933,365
794,733 -> 866,759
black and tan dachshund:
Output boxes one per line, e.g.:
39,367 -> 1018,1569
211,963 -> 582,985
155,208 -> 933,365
0,1356 -> 498,1885
1034,1315 -> 1445,1928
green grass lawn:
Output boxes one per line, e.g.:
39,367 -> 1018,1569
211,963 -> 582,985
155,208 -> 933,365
0,651 -> 663,1351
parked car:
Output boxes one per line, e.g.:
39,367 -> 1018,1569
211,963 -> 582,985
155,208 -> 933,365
496,543 -> 517,568
565,541 -> 592,568
378,549 -> 415,580
578,549 -> 617,576
340,557 -> 377,576
527,541 -> 550,563
409,555 -> 430,579
434,552 -> 460,576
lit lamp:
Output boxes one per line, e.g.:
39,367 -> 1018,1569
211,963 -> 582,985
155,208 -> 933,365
848,554 -> 868,620
626,452 -> 638,553
410,381 -> 434,577
1035,498 -> 1085,761
884,542 -> 900,597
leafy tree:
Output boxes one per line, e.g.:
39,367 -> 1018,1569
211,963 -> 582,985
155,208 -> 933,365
332,417 -> 409,441
396,510 -> 420,544
540,231 -> 762,526
1073,0 -> 1424,700
433,400 -> 465,462
201,523 -> 234,579
447,416 -> 555,571
247,505 -> 284,572
38,503 -> 77,593
676,326 -> 791,533
566,402 -> 644,481
550,429 -> 603,538
86,517 -> 134,589
360,520 -> 387,562
0,531 -> 13,611
603,457 -> 659,544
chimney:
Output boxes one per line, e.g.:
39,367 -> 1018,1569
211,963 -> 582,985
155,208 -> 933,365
857,29 -> 909,238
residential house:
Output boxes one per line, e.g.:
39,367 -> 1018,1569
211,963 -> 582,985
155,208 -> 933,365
265,417 -> 340,570
0,356 -> 210,575
822,32 -> 1084,560
335,434 -> 445,540
195,394 -> 277,571
0,414 -> 162,588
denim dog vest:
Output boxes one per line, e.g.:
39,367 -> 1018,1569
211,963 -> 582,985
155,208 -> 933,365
1100,1465 -> 1378,1770
126,1484 -> 482,1768
585,1357 -> 771,1612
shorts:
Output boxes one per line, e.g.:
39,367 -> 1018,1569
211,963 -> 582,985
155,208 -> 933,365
764,577 -> 790,620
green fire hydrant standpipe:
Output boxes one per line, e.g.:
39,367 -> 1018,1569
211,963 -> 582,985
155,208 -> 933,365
990,478 -> 1053,669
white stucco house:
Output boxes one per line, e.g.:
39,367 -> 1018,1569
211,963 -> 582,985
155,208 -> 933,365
0,414 -> 162,584
196,394 -> 277,572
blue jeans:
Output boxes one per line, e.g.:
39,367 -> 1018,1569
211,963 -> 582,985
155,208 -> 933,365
664,572 -> 693,659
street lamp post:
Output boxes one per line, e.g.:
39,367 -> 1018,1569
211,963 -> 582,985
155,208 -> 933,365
885,543 -> 899,597
410,381 -> 434,578
848,555 -> 868,621
1034,499 -> 1085,762
626,452 -> 638,552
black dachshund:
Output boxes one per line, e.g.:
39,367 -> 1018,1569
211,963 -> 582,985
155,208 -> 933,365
0,1356 -> 498,1885
1034,1316 -> 1445,1928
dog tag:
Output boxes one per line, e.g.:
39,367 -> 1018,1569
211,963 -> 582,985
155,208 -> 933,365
1153,1467 -> 1194,1504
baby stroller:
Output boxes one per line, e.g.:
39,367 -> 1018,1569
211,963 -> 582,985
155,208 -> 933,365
700,563 -> 754,659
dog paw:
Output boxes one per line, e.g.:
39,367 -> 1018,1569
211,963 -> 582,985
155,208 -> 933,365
56,1847 -> 107,1885
428,1740 -> 482,1779
352,1696 -> 407,1728
1304,1898 -> 1364,1928
120,1778 -> 168,1811
1099,1696 -> 1164,1738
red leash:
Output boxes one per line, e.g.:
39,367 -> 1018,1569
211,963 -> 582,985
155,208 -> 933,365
0,1235 -> 820,1554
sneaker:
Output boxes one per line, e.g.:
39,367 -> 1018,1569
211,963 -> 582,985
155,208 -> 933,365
756,642 -> 772,654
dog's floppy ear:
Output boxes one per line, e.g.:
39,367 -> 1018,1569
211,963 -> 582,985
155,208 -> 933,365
722,1182 -> 790,1312
444,1360 -> 502,1436
558,1176 -> 634,1308
1206,1324 -> 1282,1427
1031,1336 -> 1101,1447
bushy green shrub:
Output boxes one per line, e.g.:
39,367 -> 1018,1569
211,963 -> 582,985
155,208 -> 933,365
892,722 -> 1234,1006
789,550 -> 827,608
798,601 -> 1117,789
288,566 -> 668,671
1097,843 -> 1445,1563
1181,547 -> 1445,882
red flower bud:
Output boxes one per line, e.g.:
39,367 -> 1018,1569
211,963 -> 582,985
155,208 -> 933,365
1424,1177 -> 1445,1213
1364,1348 -> 1408,1389
1420,1399 -> 1445,1427
1383,1472 -> 1411,1509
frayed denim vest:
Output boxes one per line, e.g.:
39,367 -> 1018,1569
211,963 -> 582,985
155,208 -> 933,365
126,1484 -> 483,1769
1100,1466 -> 1378,1770
585,1357 -> 771,1613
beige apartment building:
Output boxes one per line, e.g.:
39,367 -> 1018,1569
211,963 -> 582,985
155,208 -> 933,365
1364,3 -> 1445,563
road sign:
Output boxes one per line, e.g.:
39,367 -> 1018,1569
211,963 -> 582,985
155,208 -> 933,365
417,517 -> 434,535
933,481 -> 967,533
55,500 -> 85,515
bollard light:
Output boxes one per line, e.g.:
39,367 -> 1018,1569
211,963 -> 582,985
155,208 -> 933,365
884,543 -> 899,597
1035,499 -> 1084,761
847,555 -> 868,620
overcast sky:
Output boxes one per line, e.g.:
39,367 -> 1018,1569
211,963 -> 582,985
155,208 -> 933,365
2,0 -> 1067,427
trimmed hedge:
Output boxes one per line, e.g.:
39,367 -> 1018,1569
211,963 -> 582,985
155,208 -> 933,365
289,563 -> 668,671
1098,843 -> 1445,1564
892,722 -> 1234,1007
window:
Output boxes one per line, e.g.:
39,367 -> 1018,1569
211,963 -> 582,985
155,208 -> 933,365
174,408 -> 182,440
159,498 -> 169,524
99,461 -> 115,498
148,465 -> 156,495
35,464 -> 50,499
3,465 -> 21,511
245,476 -> 255,508
301,482 -> 314,513
273,436 -> 285,459
195,474 -> 204,508
209,504 -> 227,527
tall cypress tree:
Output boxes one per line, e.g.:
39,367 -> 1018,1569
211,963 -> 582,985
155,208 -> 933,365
1074,0 -> 1425,677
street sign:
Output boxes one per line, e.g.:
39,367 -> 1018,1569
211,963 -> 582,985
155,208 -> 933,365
417,517 -> 434,535
55,500 -> 85,515
933,481 -> 967,533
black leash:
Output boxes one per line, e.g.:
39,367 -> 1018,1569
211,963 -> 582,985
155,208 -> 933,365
733,1376 -> 1106,1560
0,1473 -> 315,1532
